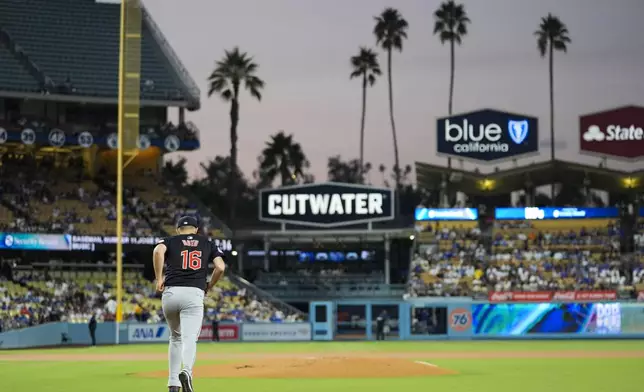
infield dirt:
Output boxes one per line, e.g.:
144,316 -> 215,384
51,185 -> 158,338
3,350 -> 644,379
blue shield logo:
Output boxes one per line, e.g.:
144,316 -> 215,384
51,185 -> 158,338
508,120 -> 528,144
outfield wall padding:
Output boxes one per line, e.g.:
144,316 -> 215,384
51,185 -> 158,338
2,300 -> 643,349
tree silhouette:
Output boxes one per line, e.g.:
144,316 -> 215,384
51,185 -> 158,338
258,131 -> 310,187
535,14 -> 570,203
162,156 -> 188,186
327,156 -> 371,184
433,0 -> 470,169
207,47 -> 265,228
374,8 -> 408,190
350,47 -> 381,180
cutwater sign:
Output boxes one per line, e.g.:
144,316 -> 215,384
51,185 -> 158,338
259,182 -> 394,227
436,109 -> 539,162
128,324 -> 169,342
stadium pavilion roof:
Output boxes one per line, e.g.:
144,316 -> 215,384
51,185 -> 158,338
0,0 -> 200,110
416,159 -> 644,195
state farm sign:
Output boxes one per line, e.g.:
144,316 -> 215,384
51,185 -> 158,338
579,105 -> 644,159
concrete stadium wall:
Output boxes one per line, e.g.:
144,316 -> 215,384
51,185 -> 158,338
2,300 -> 643,349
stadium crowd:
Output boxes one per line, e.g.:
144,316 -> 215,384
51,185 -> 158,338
0,268 -> 303,333
408,218 -> 643,298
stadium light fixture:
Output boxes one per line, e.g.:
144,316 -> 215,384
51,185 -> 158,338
622,177 -> 638,189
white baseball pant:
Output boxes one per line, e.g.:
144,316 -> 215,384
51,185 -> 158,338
161,286 -> 204,388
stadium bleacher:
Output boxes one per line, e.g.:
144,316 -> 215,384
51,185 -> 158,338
408,213 -> 640,299
0,266 -> 304,332
0,0 -> 193,103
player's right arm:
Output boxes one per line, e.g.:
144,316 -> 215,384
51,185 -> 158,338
206,243 -> 226,293
153,239 -> 167,292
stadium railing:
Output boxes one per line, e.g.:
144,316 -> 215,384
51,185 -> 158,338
227,274 -> 306,319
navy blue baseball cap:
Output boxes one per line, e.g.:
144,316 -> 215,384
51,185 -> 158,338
176,216 -> 199,229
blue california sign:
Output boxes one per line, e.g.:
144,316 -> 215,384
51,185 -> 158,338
436,109 -> 539,162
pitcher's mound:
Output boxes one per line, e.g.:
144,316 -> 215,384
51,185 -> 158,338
138,357 -> 456,379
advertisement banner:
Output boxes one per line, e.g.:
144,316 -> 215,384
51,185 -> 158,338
241,323 -> 312,341
436,109 -> 539,162
488,291 -> 617,303
0,233 -> 72,251
71,235 -> 232,252
415,207 -> 478,221
0,232 -> 232,252
579,105 -> 644,159
128,324 -> 169,343
259,182 -> 394,227
494,207 -> 618,220
472,302 -> 621,335
198,323 -> 240,341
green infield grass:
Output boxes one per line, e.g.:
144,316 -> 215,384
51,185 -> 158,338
1,340 -> 643,392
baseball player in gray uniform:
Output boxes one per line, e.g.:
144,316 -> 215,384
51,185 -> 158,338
153,216 -> 226,392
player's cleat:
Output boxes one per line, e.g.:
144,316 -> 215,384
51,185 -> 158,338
168,387 -> 180,392
179,370 -> 193,392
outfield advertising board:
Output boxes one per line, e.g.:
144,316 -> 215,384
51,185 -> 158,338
241,323 -> 312,341
199,323 -> 240,341
128,324 -> 169,343
488,290 -> 618,303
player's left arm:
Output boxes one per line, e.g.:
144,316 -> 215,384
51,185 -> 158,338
153,241 -> 167,284
206,243 -> 226,293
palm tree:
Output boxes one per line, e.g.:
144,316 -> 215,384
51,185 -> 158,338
259,131 -> 309,186
374,8 -> 408,190
350,47 -> 381,180
433,0 -> 470,168
535,14 -> 570,202
207,47 -> 265,227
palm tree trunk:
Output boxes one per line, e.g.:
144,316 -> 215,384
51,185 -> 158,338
387,48 -> 401,218
387,49 -> 401,190
549,41 -> 555,205
359,75 -> 367,183
229,97 -> 239,229
447,39 -> 455,169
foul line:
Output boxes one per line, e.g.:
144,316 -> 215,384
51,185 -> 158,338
414,361 -> 438,367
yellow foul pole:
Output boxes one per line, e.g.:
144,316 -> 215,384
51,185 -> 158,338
115,0 -> 126,339
116,0 -> 142,344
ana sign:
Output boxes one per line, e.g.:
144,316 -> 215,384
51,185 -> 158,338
579,105 -> 644,159
259,182 -> 394,227
436,109 -> 539,162
128,324 -> 169,342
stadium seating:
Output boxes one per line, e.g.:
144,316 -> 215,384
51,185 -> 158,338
0,268 -> 304,332
0,42 -> 41,92
407,216 -> 638,298
0,0 -> 192,102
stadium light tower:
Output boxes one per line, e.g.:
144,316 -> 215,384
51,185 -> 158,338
116,0 -> 142,344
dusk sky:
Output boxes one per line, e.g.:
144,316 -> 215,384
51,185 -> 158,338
144,0 -> 644,183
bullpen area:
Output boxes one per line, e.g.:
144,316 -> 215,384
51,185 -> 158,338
1,341 -> 643,392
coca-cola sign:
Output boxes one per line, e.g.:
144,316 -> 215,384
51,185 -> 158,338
579,105 -> 644,159
488,291 -> 617,303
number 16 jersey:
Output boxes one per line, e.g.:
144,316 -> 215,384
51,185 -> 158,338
158,234 -> 224,291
